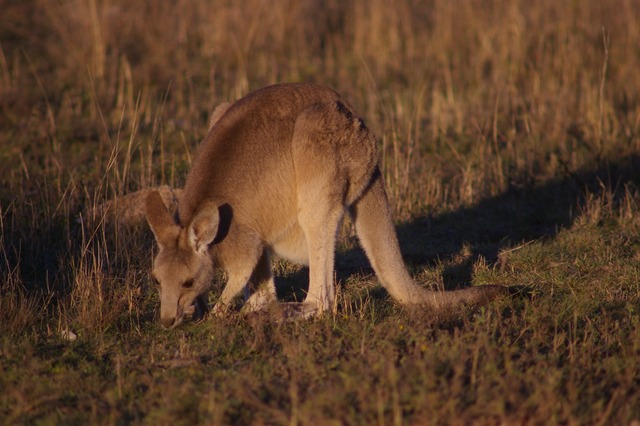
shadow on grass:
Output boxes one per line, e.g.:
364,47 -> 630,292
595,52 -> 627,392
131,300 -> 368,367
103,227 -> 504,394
330,154 -> 640,293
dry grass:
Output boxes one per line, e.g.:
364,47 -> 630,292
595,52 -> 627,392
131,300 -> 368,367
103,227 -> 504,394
2,0 -> 640,424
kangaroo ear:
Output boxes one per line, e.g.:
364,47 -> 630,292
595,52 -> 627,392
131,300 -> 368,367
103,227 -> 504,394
145,190 -> 179,247
188,200 -> 220,254
208,102 -> 231,131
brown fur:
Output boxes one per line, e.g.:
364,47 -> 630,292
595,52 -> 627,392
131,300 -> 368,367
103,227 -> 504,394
145,83 -> 507,328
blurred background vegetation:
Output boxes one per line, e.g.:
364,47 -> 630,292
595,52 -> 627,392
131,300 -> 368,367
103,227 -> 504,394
2,0 -> 639,213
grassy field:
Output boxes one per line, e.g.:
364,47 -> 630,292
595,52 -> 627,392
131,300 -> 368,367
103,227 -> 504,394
2,0 -> 640,424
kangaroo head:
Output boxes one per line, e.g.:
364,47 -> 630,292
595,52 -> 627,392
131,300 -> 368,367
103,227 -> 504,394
145,191 -> 219,329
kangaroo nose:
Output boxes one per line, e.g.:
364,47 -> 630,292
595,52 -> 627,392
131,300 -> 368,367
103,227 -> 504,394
160,316 -> 176,329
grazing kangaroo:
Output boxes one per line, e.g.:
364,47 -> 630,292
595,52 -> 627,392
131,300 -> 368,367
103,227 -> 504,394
145,83 -> 507,329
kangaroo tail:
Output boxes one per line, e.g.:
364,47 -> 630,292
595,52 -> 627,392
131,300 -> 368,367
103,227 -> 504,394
350,169 -> 507,313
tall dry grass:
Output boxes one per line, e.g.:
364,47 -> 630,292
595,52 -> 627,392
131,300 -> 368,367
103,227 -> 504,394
2,2 -> 640,423
1,0 -> 640,332
3,0 -> 639,212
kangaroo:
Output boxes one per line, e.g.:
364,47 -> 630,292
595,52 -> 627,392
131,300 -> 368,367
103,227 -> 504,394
145,83 -> 507,329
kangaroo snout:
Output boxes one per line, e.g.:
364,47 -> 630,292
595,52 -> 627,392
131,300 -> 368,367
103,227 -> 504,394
160,315 -> 177,329
160,301 -> 182,329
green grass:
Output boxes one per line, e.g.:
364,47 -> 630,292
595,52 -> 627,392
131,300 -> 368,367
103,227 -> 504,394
2,0 -> 640,424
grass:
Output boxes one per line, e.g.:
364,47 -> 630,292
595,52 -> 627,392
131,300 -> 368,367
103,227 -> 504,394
2,0 -> 640,424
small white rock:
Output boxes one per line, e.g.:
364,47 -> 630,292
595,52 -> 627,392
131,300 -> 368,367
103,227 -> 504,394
61,329 -> 77,341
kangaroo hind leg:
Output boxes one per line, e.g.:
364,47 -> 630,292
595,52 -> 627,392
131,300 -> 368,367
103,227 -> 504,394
290,103 -> 355,318
295,190 -> 344,317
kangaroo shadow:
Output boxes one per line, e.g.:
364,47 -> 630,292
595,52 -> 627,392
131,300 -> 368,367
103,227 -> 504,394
319,154 -> 640,295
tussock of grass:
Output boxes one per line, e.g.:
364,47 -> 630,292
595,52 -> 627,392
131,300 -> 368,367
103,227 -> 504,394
2,0 -> 640,424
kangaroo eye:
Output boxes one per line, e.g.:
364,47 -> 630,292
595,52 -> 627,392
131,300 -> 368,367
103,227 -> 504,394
182,279 -> 194,289
151,276 -> 160,287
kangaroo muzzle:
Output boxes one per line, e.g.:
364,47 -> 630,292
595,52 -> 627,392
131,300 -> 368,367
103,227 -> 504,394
160,316 -> 178,329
